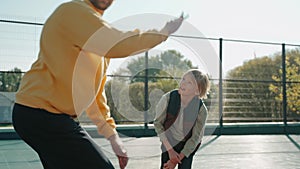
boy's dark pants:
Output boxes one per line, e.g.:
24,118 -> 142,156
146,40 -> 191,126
160,137 -> 198,169
12,103 -> 115,169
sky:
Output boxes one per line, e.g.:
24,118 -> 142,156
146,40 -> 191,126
1,0 -> 300,76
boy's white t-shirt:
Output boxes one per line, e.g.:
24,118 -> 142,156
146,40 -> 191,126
169,105 -> 185,141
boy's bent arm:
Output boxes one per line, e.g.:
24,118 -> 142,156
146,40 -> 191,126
181,105 -> 208,157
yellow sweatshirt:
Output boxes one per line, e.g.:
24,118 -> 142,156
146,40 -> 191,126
15,0 -> 168,139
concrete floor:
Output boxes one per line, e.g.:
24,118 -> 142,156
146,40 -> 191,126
0,135 -> 299,169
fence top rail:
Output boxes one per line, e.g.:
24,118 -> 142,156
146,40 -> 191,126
171,34 -> 300,47
0,19 -> 43,26
1,18 -> 299,47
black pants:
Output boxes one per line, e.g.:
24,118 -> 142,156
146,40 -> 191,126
160,141 -> 196,169
12,103 -> 115,169
160,135 -> 201,169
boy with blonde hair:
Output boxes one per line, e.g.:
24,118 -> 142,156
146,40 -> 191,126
154,69 -> 210,169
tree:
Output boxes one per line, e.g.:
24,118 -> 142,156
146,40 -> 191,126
0,68 -> 23,92
123,50 -> 195,83
224,48 -> 300,122
224,55 -> 281,122
269,48 -> 300,117
105,50 -> 199,123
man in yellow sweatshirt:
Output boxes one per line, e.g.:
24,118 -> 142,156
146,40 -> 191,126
12,0 -> 183,169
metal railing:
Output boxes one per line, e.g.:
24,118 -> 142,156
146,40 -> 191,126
1,17 -> 300,132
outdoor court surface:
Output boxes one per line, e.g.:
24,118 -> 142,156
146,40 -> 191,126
0,135 -> 299,169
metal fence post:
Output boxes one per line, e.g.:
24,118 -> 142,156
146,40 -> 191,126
219,38 -> 223,135
282,44 -> 287,128
144,51 -> 149,129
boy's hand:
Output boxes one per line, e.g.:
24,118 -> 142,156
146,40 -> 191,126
167,148 -> 181,164
163,160 -> 177,169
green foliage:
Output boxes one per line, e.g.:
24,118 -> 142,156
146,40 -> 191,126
105,80 -> 167,124
104,80 -> 127,122
0,68 -> 23,92
160,50 -> 194,70
269,48 -> 300,116
126,55 -> 162,83
225,48 -> 300,122
120,50 -> 195,83
225,55 -> 282,121
106,50 -> 197,123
